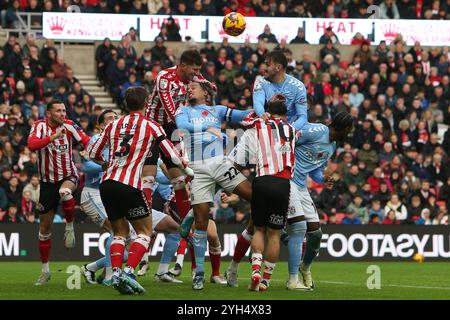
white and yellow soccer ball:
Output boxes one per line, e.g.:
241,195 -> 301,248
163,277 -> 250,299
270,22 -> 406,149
222,12 -> 247,37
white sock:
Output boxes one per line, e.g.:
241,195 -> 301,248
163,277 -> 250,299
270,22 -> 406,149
86,262 -> 99,272
142,252 -> 149,263
301,263 -> 311,271
105,267 -> 112,280
66,221 -> 73,229
176,254 -> 184,267
289,273 -> 298,283
123,266 -> 134,274
42,262 -> 50,273
157,263 -> 169,275
229,260 -> 239,273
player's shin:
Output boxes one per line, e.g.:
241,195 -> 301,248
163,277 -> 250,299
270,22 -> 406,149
192,229 -> 207,276
110,236 -> 126,274
157,233 -> 180,275
124,234 -> 151,274
230,228 -> 253,271
171,176 -> 191,219
38,232 -> 51,272
60,188 -> 75,225
302,228 -> 323,270
287,220 -> 307,282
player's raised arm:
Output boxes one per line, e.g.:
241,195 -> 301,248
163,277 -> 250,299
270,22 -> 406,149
218,105 -> 254,124
175,106 -> 209,133
156,73 -> 178,123
252,76 -> 267,116
292,84 -> 308,130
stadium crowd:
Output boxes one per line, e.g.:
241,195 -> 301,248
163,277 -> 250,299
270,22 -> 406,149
0,4 -> 449,226
1,0 -> 450,27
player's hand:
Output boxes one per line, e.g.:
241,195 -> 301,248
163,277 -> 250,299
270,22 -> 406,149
79,150 -> 90,161
221,192 -> 230,203
51,128 -> 65,141
261,112 -> 271,121
207,127 -> 223,139
324,175 -> 335,188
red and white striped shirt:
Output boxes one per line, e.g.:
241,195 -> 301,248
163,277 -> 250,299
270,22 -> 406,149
146,66 -> 206,125
230,117 -> 296,179
28,119 -> 90,183
87,112 -> 186,189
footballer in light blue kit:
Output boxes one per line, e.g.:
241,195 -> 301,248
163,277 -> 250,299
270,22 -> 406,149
286,113 -> 354,291
175,81 -> 254,290
253,50 -> 308,130
225,50 -> 309,289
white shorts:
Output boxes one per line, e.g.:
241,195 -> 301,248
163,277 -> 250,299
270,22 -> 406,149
190,156 -> 247,205
288,183 -> 319,223
81,187 -> 108,228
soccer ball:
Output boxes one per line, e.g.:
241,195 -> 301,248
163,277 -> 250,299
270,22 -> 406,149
222,12 -> 246,37
413,253 -> 425,263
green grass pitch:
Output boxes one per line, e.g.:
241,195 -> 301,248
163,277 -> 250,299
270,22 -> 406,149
1,261 -> 450,300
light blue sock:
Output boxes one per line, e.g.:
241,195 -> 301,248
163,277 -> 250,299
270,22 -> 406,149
287,221 -> 307,275
193,230 -> 207,274
160,233 -> 180,264
96,234 -> 114,269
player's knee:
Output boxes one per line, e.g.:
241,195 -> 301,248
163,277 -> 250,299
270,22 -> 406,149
171,176 -> 186,190
112,236 -> 126,246
287,220 -> 307,236
209,244 -> 222,255
38,232 -> 52,241
307,228 -> 323,241
134,234 -> 151,250
242,228 -> 253,241
59,187 -> 73,201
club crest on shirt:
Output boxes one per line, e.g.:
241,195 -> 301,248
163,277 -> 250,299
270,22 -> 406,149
160,78 -> 169,90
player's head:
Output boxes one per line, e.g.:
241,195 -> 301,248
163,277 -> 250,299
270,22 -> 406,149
98,109 -> 118,129
188,81 -> 215,106
266,94 -> 287,117
46,100 -> 66,126
329,111 -> 354,141
179,49 -> 202,81
124,86 -> 148,112
264,50 -> 287,81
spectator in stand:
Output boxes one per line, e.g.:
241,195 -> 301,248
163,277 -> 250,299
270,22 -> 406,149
42,70 -> 59,95
383,209 -> 400,224
117,35 -> 137,70
380,0 -> 400,19
351,32 -> 367,46
319,26 -> 340,45
162,17 -> 182,41
156,0 -> 172,15
320,39 -> 341,62
384,193 -> 408,222
215,201 -> 235,224
257,24 -> 278,44
151,37 -> 168,63
21,190 -> 35,223
341,209 -> 362,225
290,27 -> 309,44
51,55 -> 69,80
2,203 -> 23,223
95,38 -> 115,86
106,57 -> 128,105
347,194 -> 369,223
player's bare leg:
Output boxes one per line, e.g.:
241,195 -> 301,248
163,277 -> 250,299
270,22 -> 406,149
191,203 -> 209,290
300,222 -> 322,290
207,220 -> 226,284
59,179 -> 77,249
224,180 -> 253,287
35,210 -> 55,286
258,227 -> 280,292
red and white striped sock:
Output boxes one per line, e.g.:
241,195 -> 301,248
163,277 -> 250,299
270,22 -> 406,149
263,260 -> 276,285
251,253 -> 263,276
